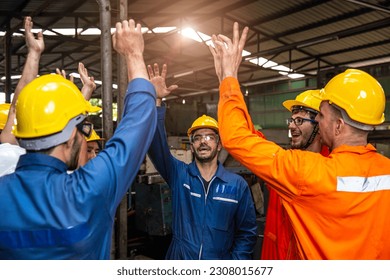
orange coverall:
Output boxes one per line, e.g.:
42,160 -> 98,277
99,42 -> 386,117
218,77 -> 390,259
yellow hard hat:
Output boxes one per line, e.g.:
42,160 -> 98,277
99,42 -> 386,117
314,69 -> 385,125
13,74 -> 97,150
86,129 -> 104,142
0,103 -> 11,130
282,90 -> 321,113
187,114 -> 218,136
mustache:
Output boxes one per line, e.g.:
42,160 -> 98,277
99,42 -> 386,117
197,143 -> 211,150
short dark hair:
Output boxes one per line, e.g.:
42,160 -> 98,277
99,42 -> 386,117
291,106 -> 318,120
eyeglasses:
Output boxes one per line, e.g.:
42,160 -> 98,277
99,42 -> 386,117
286,117 -> 317,126
76,122 -> 93,138
190,133 -> 219,144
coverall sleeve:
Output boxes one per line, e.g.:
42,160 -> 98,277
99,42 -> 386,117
217,77 -> 322,201
147,105 -> 180,184
231,180 -> 258,260
77,78 -> 157,215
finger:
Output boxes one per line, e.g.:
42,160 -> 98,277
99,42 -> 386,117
115,21 -> 122,33
56,68 -> 61,75
122,19 -> 129,30
233,22 -> 239,45
154,63 -> 160,77
167,85 -> 179,92
78,62 -> 85,73
160,64 -> 167,79
126,19 -> 133,30
147,65 -> 154,78
208,44 -> 216,56
217,34 -> 232,49
37,31 -> 43,40
135,22 -> 142,33
213,38 -> 226,50
238,26 -> 249,52
24,17 -> 32,32
69,74 -> 74,83
112,33 -> 116,48
61,69 -> 66,78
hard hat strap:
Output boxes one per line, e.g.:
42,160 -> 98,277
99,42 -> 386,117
303,122 -> 319,150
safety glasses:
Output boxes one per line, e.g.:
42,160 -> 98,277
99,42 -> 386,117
76,122 -> 93,138
190,133 -> 219,144
286,117 -> 317,126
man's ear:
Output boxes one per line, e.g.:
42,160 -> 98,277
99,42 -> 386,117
217,140 -> 222,152
335,118 -> 345,136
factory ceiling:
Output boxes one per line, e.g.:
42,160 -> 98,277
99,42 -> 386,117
0,0 -> 389,102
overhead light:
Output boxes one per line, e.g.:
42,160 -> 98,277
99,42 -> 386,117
69,72 -> 117,89
247,57 -> 268,66
173,70 -> 194,78
263,60 -> 278,68
180,28 -> 202,42
272,65 -> 291,72
0,75 -> 21,81
288,73 -> 305,79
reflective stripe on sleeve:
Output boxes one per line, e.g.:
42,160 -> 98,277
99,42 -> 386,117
337,175 -> 390,192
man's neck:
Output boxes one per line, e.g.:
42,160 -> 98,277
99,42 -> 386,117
196,159 -> 218,182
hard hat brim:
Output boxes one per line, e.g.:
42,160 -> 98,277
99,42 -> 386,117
282,100 -> 318,112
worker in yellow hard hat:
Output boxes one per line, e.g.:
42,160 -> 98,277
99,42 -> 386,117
85,128 -> 105,160
0,18 -> 157,260
262,89 -> 329,260
283,90 -> 322,150
147,63 -> 257,260
211,22 -> 390,259
0,103 -> 10,133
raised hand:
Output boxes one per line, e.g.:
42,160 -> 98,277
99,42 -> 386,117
112,19 -> 148,81
24,16 -> 44,55
147,63 -> 178,100
210,22 -> 249,81
78,62 -> 96,101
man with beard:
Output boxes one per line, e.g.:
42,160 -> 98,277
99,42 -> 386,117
210,22 -> 390,259
147,63 -> 257,260
0,19 -> 157,259
261,90 -> 329,259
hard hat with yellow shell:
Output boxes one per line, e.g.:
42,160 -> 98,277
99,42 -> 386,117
0,103 -> 11,131
13,74 -> 100,150
187,115 -> 219,136
313,69 -> 385,130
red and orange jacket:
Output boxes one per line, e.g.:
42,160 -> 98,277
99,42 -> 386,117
218,77 -> 390,259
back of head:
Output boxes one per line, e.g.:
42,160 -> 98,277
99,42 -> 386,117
13,74 -> 96,150
282,89 -> 321,114
0,103 -> 11,131
187,114 -> 219,136
315,69 -> 385,130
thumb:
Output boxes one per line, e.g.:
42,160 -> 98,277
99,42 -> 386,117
168,85 -> 178,92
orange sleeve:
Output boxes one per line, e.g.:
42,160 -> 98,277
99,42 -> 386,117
217,77 -> 325,200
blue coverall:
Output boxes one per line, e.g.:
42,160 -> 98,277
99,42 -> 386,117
0,78 -> 156,259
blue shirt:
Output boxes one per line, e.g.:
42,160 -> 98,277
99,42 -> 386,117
148,106 -> 257,260
0,78 -> 157,259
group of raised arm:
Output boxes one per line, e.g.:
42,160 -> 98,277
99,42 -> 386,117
0,15 -> 389,260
